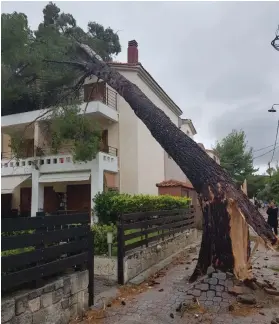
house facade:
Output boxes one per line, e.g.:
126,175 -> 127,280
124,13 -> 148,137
1,40 -> 193,217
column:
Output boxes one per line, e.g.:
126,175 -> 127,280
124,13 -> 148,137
91,157 -> 104,224
31,169 -> 44,216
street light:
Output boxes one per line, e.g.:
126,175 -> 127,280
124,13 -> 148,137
268,104 -> 279,113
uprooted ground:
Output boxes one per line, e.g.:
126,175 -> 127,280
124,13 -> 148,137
72,235 -> 279,324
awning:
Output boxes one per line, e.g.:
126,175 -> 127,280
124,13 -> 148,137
1,175 -> 31,194
39,172 -> 91,183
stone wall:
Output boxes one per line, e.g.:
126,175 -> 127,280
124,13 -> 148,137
124,228 -> 199,283
94,256 -> 117,282
1,271 -> 89,324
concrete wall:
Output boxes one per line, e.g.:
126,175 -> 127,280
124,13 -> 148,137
1,271 -> 89,324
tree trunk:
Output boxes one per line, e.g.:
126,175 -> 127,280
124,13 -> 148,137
190,199 -> 234,282
49,43 -> 277,279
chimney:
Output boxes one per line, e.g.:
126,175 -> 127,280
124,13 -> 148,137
127,40 -> 138,64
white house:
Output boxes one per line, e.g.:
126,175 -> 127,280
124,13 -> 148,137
1,40 -> 195,217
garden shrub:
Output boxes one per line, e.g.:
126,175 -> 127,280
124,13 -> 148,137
1,230 -> 35,257
93,192 -> 191,224
91,223 -> 117,255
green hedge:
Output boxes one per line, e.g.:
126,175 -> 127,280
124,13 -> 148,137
91,223 -> 117,255
93,192 -> 191,224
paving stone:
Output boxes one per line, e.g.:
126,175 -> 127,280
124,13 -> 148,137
206,290 -> 216,299
192,289 -> 201,297
213,272 -> 227,280
213,297 -> 222,302
219,280 -> 226,286
200,283 -> 209,291
208,278 -> 218,285
216,285 -> 225,292
205,300 -> 213,306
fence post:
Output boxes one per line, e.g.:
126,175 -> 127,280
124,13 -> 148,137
88,228 -> 94,307
35,211 -> 45,288
145,219 -> 148,247
117,215 -> 125,285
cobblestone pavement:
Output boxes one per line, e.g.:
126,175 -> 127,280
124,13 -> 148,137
83,241 -> 279,324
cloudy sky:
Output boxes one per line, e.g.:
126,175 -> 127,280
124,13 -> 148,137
2,1 -> 279,173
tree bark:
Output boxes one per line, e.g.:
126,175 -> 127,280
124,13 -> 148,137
48,43 -> 277,278
190,199 -> 234,282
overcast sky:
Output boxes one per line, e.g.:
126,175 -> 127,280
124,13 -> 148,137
2,1 -> 279,173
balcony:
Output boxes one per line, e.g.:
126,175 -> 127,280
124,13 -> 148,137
1,83 -> 119,128
1,146 -> 118,177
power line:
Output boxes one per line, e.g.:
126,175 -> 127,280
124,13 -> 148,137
270,119 -> 279,163
254,145 -> 279,160
221,145 -> 279,167
253,144 -> 277,152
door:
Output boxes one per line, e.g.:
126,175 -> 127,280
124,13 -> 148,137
1,194 -> 12,217
100,130 -> 108,152
67,184 -> 91,215
44,187 -> 60,214
20,187 -> 32,217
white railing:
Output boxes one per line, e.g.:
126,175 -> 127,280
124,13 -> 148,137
1,151 -> 118,176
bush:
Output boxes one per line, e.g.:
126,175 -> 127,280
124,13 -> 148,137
1,230 -> 35,257
91,223 -> 117,255
93,192 -> 191,224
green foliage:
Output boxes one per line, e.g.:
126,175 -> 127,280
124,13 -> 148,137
1,230 -> 35,257
93,192 -> 191,224
2,2 -> 121,162
215,129 -> 258,183
93,191 -> 119,224
246,174 -> 269,199
91,223 -> 117,255
50,105 -> 102,161
257,165 -> 279,203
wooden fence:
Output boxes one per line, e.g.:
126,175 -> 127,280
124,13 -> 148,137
1,213 -> 94,306
117,207 -> 195,284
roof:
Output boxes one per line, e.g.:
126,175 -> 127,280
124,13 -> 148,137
206,149 -> 220,158
109,62 -> 183,117
156,179 -> 194,189
181,119 -> 197,136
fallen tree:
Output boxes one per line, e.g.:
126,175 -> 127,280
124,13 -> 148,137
44,41 -> 278,281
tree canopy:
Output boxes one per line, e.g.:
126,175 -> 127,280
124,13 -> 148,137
215,130 -> 258,184
257,165 -> 279,203
2,2 -> 121,161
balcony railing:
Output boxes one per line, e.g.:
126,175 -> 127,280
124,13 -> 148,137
1,145 -> 118,169
83,83 -> 117,111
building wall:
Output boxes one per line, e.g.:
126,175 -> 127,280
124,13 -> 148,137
116,73 -> 139,194
206,150 -> 220,164
164,124 -> 195,183
118,70 -> 180,195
